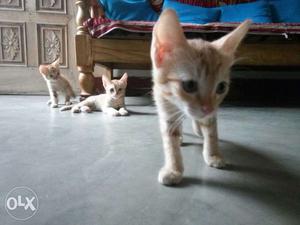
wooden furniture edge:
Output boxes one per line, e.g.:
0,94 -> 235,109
75,0 -> 300,98
75,0 -> 108,99
91,38 -> 300,68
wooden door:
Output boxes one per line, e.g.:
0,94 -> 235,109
0,0 -> 78,94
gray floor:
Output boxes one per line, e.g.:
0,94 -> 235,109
0,95 -> 299,225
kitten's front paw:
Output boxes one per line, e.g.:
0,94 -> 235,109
203,153 -> 226,168
119,108 -> 129,116
47,100 -> 52,106
81,106 -> 92,113
109,111 -> 120,117
71,107 -> 81,113
51,103 -> 58,108
65,101 -> 72,106
158,167 -> 183,186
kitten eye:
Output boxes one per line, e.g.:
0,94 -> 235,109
216,81 -> 228,95
181,80 -> 198,93
110,88 -> 114,93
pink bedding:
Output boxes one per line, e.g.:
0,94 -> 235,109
84,17 -> 300,38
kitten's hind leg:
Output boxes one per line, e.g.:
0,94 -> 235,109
103,107 -> 120,116
119,107 -> 129,116
200,116 -> 226,168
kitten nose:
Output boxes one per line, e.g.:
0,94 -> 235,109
202,105 -> 213,115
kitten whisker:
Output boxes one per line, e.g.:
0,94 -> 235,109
167,114 -> 185,135
167,110 -> 183,121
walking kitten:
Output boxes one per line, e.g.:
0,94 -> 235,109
151,9 -> 251,185
39,58 -> 75,108
60,73 -> 129,116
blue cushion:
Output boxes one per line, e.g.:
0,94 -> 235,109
163,0 -> 220,24
98,0 -> 158,21
220,1 -> 272,23
268,0 -> 300,22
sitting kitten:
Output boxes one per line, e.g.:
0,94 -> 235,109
60,73 -> 129,116
39,58 -> 75,108
151,9 -> 251,185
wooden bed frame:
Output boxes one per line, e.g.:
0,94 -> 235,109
75,0 -> 300,99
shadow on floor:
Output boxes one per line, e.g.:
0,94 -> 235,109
127,110 -> 157,116
176,141 -> 300,222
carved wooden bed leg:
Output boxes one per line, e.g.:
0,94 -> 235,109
106,67 -> 113,80
78,65 -> 95,101
75,0 -> 94,100
75,0 -> 90,35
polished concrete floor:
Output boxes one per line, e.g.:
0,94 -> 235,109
0,95 -> 299,225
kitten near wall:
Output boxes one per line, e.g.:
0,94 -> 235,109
39,58 -> 75,108
151,9 -> 251,185
61,73 -> 129,116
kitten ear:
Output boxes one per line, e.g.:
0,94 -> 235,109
102,74 -> 111,88
39,65 -> 48,76
151,9 -> 187,67
212,20 -> 251,56
119,73 -> 128,85
52,57 -> 60,68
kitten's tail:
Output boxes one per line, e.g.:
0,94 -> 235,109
60,105 -> 73,112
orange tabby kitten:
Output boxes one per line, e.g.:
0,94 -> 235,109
151,9 -> 251,185
61,73 -> 128,116
39,58 -> 75,108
